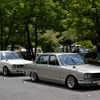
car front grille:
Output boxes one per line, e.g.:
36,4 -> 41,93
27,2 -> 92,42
92,73 -> 100,79
17,65 -> 24,68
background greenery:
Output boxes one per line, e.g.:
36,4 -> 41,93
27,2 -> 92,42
0,0 -> 100,58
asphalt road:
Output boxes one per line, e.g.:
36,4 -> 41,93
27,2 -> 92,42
0,74 -> 100,100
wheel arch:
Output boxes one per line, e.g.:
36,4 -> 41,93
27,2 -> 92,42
65,74 -> 78,85
30,71 -> 38,77
3,66 -> 9,70
30,71 -> 39,82
30,71 -> 33,77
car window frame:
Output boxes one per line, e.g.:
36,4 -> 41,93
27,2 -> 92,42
36,55 -> 49,64
49,55 -> 59,66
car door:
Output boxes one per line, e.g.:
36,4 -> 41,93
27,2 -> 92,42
46,55 -> 61,82
35,55 -> 49,79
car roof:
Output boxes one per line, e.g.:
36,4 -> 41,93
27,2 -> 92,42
39,52 -> 78,56
0,51 -> 16,53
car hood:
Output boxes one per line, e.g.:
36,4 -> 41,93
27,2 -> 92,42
2,59 -> 33,65
75,64 -> 100,73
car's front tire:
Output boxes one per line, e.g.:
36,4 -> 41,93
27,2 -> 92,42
3,67 -> 10,76
66,75 -> 78,89
30,72 -> 38,82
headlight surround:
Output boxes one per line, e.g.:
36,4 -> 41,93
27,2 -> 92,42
12,65 -> 18,68
84,73 -> 92,79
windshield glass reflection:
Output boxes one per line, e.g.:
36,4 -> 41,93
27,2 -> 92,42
59,54 -> 88,65
2,52 -> 23,60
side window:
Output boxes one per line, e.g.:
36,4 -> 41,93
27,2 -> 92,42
49,55 -> 59,66
0,53 -> 1,60
37,55 -> 49,64
0,53 -> 3,60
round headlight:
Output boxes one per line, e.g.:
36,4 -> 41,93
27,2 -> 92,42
84,73 -> 91,79
12,65 -> 17,68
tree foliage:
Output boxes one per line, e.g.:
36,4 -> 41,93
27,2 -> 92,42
0,0 -> 100,58
39,30 -> 60,52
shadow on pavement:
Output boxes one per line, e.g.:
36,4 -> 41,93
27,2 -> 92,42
22,78 -> 100,92
0,72 -> 25,77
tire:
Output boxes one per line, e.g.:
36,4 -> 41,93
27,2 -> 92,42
66,76 -> 78,89
3,67 -> 10,76
31,72 -> 38,82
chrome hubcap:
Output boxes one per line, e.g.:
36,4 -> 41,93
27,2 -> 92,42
31,73 -> 36,81
67,76 -> 75,88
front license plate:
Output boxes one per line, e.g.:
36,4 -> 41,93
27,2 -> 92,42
98,81 -> 100,85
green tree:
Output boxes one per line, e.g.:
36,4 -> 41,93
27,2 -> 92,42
39,30 -> 60,52
1,0 -> 100,55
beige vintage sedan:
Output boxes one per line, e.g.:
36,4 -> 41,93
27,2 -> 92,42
24,53 -> 100,89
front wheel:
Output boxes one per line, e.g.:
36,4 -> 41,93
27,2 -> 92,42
3,67 -> 10,76
31,72 -> 38,82
66,76 -> 78,89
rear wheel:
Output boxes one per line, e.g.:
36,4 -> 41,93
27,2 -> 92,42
66,76 -> 78,89
31,72 -> 38,82
3,67 -> 10,76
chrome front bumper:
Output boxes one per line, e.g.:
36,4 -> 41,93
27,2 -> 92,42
78,80 -> 100,86
10,68 -> 25,74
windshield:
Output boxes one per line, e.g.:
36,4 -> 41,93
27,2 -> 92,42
2,52 -> 23,60
59,54 -> 88,65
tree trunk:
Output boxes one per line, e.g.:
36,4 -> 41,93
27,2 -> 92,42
4,10 -> 16,50
34,21 -> 38,59
25,23 -> 34,60
92,0 -> 100,43
0,9 -> 3,50
95,12 -> 100,42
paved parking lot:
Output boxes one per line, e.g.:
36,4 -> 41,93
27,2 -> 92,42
0,74 -> 100,100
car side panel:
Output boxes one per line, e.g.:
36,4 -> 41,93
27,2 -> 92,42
45,65 -> 61,83
35,64 -> 48,79
0,60 -> 9,73
60,66 -> 85,84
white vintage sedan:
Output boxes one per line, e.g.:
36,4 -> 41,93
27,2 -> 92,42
0,51 -> 33,76
24,53 -> 100,89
